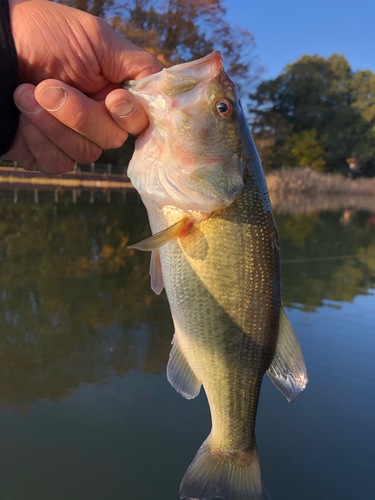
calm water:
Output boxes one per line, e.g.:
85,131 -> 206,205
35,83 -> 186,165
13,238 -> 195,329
0,191 -> 374,500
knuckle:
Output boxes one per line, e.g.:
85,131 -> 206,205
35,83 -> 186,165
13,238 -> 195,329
102,129 -> 127,150
70,109 -> 91,133
76,142 -> 102,164
145,52 -> 162,73
142,51 -> 162,74
45,151 -> 74,174
32,141 -> 72,174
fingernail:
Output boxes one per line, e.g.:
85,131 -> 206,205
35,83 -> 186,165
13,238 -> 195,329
39,86 -> 67,112
110,99 -> 136,118
18,89 -> 42,115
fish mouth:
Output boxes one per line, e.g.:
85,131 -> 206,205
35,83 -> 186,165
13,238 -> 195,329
166,51 -> 223,75
123,51 -> 224,95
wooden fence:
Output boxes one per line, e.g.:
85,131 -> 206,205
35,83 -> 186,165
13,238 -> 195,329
0,160 -> 136,203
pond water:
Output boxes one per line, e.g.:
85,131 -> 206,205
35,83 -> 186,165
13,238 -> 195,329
0,191 -> 374,500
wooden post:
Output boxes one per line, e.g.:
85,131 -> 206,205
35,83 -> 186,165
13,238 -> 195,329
107,163 -> 112,175
54,190 -> 58,203
91,162 -> 95,173
13,161 -> 18,171
106,190 -> 111,203
90,191 -> 94,204
34,189 -> 38,204
13,189 -> 17,203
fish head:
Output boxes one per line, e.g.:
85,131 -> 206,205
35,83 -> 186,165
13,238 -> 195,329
125,51 -> 252,213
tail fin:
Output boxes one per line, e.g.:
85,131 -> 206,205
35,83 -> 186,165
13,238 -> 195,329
180,435 -> 262,500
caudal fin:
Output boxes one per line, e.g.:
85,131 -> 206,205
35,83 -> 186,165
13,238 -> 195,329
180,435 -> 262,500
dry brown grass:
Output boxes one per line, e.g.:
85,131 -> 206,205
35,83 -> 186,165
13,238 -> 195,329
265,167 -> 375,195
265,167 -> 375,214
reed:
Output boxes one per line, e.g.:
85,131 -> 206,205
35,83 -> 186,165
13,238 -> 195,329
265,167 -> 375,214
265,167 -> 375,196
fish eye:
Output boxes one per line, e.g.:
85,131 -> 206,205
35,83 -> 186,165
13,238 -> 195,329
215,99 -> 234,118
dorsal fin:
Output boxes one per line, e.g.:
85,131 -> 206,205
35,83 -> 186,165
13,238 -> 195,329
267,305 -> 308,403
128,217 -> 194,251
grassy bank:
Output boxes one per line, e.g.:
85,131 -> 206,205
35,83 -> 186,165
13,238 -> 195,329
265,167 -> 375,214
265,167 -> 375,195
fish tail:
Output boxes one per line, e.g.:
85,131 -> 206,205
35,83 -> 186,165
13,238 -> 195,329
180,434 -> 262,500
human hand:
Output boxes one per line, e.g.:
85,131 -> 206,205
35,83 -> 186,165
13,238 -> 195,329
6,0 -> 160,174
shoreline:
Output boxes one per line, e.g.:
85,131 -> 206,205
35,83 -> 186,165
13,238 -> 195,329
265,167 -> 375,214
1,165 -> 374,213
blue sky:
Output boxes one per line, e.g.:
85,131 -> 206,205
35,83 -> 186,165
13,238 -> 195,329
224,0 -> 375,80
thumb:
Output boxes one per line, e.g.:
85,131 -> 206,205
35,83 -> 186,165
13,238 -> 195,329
92,18 -> 161,83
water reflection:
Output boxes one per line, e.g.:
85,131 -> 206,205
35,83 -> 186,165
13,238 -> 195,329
0,193 -> 374,499
1,199 -> 375,407
0,197 -> 172,406
277,211 -> 375,310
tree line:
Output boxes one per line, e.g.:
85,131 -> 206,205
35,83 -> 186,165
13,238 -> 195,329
57,0 -> 375,176
250,54 -> 375,175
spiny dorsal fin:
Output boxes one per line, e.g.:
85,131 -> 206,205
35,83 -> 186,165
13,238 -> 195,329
167,335 -> 201,400
150,249 -> 164,295
128,217 -> 194,251
267,305 -> 308,403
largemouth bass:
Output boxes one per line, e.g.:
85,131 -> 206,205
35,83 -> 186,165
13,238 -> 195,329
126,52 -> 308,500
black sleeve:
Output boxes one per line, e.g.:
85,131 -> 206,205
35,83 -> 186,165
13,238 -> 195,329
0,0 -> 19,155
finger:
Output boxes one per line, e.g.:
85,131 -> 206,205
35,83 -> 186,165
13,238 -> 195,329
93,18 -> 161,82
6,117 -> 72,175
18,114 -> 76,175
5,126 -> 39,172
105,88 -> 149,136
14,83 -> 102,165
35,79 -> 129,150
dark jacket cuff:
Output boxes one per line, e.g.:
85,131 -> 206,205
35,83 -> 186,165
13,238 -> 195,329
0,0 -> 19,155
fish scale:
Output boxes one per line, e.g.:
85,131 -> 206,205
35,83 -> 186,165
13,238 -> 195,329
126,51 -> 308,500
154,177 -> 280,457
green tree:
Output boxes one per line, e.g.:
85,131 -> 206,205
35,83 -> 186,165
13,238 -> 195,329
289,129 -> 326,171
250,54 -> 375,174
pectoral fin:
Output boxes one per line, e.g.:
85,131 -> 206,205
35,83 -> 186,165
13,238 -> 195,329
150,249 -> 164,295
267,305 -> 308,403
167,334 -> 201,400
128,217 -> 194,251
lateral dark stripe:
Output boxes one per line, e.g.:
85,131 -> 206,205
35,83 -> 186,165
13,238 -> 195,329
0,0 -> 19,155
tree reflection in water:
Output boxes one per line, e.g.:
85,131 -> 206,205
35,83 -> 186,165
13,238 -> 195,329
0,197 -> 171,407
0,195 -> 375,408
278,210 -> 375,310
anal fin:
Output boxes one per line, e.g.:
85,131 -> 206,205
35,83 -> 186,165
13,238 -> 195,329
150,249 -> 164,295
267,305 -> 308,403
167,335 -> 201,400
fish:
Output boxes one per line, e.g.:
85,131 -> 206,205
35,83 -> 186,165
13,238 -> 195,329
125,51 -> 308,500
